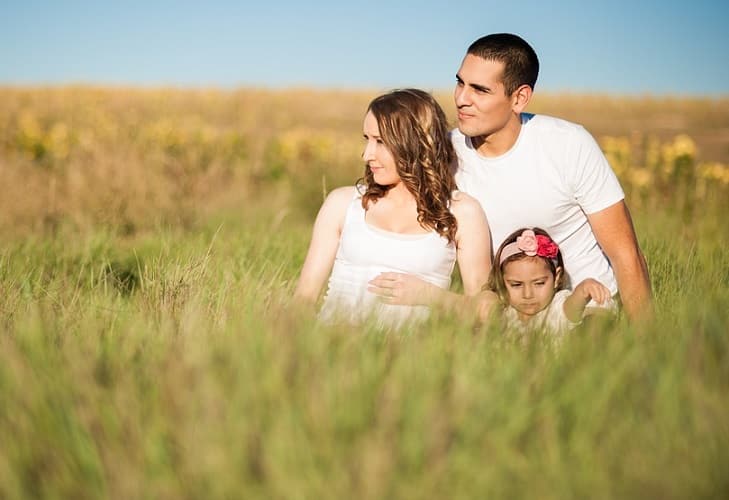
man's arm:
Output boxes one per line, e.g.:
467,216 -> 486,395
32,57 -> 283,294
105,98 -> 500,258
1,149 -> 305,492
586,200 -> 652,322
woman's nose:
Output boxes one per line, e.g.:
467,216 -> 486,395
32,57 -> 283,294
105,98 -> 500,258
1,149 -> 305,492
362,142 -> 375,160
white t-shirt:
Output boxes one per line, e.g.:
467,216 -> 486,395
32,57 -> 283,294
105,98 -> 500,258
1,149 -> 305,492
452,114 -> 624,294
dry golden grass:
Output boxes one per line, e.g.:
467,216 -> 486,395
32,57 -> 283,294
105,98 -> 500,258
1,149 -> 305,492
0,86 -> 727,236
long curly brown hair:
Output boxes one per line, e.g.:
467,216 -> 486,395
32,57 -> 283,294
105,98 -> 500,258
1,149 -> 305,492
358,89 -> 458,243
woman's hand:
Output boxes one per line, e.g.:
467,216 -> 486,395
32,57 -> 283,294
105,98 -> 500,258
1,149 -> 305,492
367,272 -> 439,305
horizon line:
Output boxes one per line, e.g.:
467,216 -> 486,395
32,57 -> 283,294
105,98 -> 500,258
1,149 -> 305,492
1,82 -> 727,100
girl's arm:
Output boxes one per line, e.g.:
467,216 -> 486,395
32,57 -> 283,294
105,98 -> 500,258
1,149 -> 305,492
563,278 -> 612,323
293,186 -> 353,304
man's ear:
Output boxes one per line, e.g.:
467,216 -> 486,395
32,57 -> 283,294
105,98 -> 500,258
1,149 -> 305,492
511,84 -> 532,113
554,266 -> 563,289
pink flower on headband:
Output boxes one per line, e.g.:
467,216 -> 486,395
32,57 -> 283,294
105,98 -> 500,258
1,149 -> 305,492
515,230 -> 538,256
536,235 -> 559,259
499,229 -> 561,266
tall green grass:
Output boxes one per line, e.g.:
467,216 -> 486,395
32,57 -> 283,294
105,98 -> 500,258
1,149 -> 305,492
1,88 -> 728,498
1,204 -> 727,499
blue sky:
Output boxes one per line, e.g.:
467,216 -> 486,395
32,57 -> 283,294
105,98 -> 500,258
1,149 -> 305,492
2,0 -> 728,95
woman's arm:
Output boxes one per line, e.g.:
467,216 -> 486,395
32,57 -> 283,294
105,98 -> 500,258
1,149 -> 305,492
293,186 -> 353,304
477,290 -> 500,323
451,192 -> 492,296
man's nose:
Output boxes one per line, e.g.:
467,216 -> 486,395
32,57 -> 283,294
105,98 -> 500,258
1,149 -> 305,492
455,86 -> 470,107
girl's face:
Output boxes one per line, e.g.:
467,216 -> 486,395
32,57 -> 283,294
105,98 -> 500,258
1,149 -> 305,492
363,111 -> 400,187
502,256 -> 561,321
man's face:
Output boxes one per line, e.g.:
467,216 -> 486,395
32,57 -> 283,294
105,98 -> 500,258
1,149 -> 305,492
454,54 -> 516,139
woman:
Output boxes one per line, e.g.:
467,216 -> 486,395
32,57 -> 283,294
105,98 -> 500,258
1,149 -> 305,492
294,89 -> 491,328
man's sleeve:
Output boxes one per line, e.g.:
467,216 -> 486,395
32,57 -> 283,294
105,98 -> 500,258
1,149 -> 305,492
568,127 -> 625,215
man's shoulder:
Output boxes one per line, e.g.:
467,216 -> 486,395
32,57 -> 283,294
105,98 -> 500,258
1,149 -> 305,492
524,113 -> 588,137
522,114 -> 598,157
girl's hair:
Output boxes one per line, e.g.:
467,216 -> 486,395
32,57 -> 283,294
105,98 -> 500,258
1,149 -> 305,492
486,227 -> 566,303
357,88 -> 458,243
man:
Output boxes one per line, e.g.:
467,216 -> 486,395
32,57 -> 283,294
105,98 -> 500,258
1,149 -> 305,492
369,33 -> 652,321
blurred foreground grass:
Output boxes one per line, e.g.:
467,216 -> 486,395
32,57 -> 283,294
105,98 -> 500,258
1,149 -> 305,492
0,87 -> 728,499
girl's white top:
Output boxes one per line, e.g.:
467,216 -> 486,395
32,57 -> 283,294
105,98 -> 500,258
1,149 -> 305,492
503,289 -> 579,335
503,289 -> 618,336
319,188 -> 457,328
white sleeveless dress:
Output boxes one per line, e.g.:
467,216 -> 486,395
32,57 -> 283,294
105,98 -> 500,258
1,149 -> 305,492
319,188 -> 457,329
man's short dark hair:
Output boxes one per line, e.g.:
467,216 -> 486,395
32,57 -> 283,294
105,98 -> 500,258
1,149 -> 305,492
467,33 -> 539,95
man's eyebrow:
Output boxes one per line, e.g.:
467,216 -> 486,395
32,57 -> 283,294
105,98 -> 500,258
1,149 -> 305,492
456,74 -> 491,93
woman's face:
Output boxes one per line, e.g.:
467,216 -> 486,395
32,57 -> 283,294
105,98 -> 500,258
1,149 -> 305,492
363,111 -> 400,186
502,256 -> 560,321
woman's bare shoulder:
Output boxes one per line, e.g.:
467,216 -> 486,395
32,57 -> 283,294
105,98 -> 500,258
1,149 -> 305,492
324,185 -> 358,206
317,185 -> 357,217
327,185 -> 358,200
450,191 -> 486,218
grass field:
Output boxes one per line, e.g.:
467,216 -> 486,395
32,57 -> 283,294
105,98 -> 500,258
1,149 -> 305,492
1,87 -> 728,499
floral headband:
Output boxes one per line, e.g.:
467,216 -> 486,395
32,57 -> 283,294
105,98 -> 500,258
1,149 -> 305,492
498,229 -> 560,266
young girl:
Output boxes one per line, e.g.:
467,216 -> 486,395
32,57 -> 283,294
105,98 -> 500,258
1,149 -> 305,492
479,228 -> 614,334
294,89 -> 491,328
